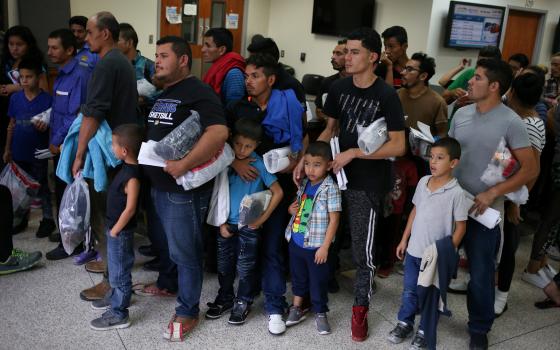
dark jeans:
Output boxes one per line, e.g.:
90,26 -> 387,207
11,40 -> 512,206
106,228 -> 134,319
0,185 -> 13,261
376,213 -> 403,268
464,218 -> 500,335
216,224 -> 260,304
52,155 -> 67,218
289,239 -> 329,313
14,159 -> 52,220
397,253 -> 426,330
148,188 -> 177,293
151,187 -> 210,318
530,188 -> 560,260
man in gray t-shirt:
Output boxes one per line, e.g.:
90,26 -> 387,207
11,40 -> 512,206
448,59 -> 537,348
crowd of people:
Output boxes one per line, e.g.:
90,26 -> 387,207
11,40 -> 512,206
0,12 -> 559,350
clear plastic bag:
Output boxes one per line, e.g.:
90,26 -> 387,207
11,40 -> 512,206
154,110 -> 202,160
357,117 -> 388,155
408,131 -> 432,161
176,143 -> 235,191
137,78 -> 157,98
0,163 -> 40,226
58,173 -> 90,254
480,137 -> 528,205
238,190 -> 272,228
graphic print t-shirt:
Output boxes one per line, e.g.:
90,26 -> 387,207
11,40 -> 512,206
323,76 -> 406,194
144,76 -> 226,193
291,181 -> 321,249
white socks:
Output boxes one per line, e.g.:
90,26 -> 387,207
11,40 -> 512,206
494,287 -> 509,315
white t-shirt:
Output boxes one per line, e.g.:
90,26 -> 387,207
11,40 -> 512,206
523,116 -> 546,153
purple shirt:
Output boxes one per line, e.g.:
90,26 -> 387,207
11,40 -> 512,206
51,59 -> 91,146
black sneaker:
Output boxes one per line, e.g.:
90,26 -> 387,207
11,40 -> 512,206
205,300 -> 233,319
410,330 -> 427,349
469,332 -> 488,350
228,299 -> 250,325
48,232 -> 61,243
46,243 -> 83,261
36,218 -> 56,238
387,322 -> 414,344
138,244 -> 156,257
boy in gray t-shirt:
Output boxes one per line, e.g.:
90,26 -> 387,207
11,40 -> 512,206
388,138 -> 469,348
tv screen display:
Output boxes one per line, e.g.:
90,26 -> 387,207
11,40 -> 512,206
312,0 -> 375,37
445,1 -> 505,49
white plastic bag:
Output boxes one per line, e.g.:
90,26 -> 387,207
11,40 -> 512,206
58,173 -> 90,254
238,190 -> 272,228
176,143 -> 235,191
30,107 -> 52,126
357,117 -> 388,155
480,137 -> 528,205
263,146 -> 291,174
206,168 -> 230,227
137,78 -> 157,98
0,163 -> 40,227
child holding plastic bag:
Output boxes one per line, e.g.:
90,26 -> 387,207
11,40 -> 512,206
2,57 -> 54,236
206,118 -> 283,324
89,124 -> 142,331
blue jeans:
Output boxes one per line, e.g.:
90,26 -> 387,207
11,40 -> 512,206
151,188 -> 210,318
464,218 -> 500,335
148,189 -> 177,293
217,224 -> 260,304
106,228 -> 135,319
289,239 -> 330,313
397,253 -> 425,330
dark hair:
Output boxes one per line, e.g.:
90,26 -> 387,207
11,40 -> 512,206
69,15 -> 88,29
508,53 -> 529,69
112,124 -> 143,157
48,29 -> 77,55
2,25 -> 45,66
18,56 -> 42,76
381,26 -> 408,45
432,137 -> 461,160
476,58 -> 513,96
95,11 -> 120,42
247,37 -> 280,62
204,27 -> 233,53
511,72 -> 545,107
410,52 -> 435,85
233,117 -> 263,142
478,45 -> 502,60
245,53 -> 278,77
156,36 -> 193,70
347,27 -> 382,56
305,141 -> 332,161
337,39 -> 347,45
524,65 -> 546,80
119,23 -> 138,48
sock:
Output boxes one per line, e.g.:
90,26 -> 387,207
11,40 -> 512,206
494,287 -> 508,314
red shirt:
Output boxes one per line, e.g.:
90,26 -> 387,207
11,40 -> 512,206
390,158 -> 418,214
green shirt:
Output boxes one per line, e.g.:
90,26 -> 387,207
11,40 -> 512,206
447,67 -> 475,90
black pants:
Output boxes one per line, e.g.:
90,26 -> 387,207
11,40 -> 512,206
0,185 -> 13,261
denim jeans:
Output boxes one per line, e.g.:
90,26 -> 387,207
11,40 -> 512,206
106,228 -> 135,319
464,218 -> 500,335
216,224 -> 260,304
397,253 -> 425,330
151,188 -> 210,318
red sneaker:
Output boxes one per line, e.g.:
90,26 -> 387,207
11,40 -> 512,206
351,305 -> 369,342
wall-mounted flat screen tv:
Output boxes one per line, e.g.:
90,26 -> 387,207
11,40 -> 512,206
311,0 -> 375,37
444,1 -> 505,49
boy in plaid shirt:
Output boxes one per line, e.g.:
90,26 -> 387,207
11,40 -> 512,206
284,141 -> 341,334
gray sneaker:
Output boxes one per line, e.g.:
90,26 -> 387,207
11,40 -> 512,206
0,249 -> 42,275
387,321 -> 414,344
285,305 -> 306,326
90,310 -> 130,331
409,330 -> 427,350
91,294 -> 111,311
315,313 -> 331,335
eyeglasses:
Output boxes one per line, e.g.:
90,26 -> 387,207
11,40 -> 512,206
402,66 -> 421,73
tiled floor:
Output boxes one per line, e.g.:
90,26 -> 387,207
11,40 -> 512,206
1,210 -> 559,349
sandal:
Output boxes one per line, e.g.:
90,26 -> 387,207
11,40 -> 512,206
163,314 -> 199,342
133,282 -> 176,297
534,298 -> 560,309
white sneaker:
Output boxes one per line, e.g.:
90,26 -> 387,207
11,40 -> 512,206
521,269 -> 551,289
268,314 -> 286,335
546,245 -> 560,261
542,265 -> 558,280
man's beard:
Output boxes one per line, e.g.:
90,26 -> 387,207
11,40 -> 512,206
331,60 -> 343,71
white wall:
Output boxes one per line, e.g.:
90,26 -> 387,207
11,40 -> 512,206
265,0 -> 433,80
69,0 -> 158,59
243,0 -> 271,56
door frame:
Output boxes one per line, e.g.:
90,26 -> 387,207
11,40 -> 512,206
500,6 -> 547,64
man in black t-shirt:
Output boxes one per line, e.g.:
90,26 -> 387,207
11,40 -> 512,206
142,36 -> 228,342
315,39 -> 348,120
70,11 -> 140,302
295,27 -> 406,342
